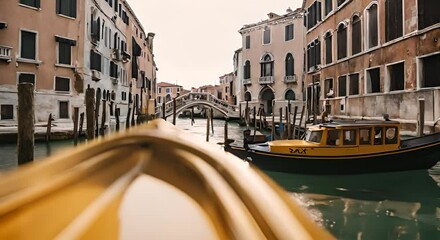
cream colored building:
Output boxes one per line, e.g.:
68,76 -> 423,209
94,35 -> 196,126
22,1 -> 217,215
219,72 -> 235,105
156,82 -> 182,105
239,8 -> 305,115
0,0 -> 84,122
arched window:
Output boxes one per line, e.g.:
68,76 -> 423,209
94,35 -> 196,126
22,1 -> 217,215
352,15 -> 361,55
243,60 -> 251,79
285,53 -> 294,76
366,3 -> 378,49
260,54 -> 273,77
324,31 -> 332,64
244,91 -> 252,101
285,89 -> 295,100
337,23 -> 347,60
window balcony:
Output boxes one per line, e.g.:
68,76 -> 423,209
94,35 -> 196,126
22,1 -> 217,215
258,76 -> 274,84
284,75 -> 297,83
242,78 -> 252,85
0,45 -> 12,62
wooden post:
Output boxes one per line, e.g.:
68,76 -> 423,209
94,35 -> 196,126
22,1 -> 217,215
279,107 -> 283,140
224,119 -> 228,145
46,113 -> 53,143
206,111 -> 210,142
285,106 -> 289,139
191,106 -> 195,126
131,97 -> 135,126
210,108 -> 214,134
73,107 -> 79,146
239,104 -> 242,121
418,98 -> 425,137
17,83 -> 34,165
292,106 -> 298,139
78,112 -> 84,137
115,108 -> 120,131
173,98 -> 177,125
85,87 -> 95,140
162,103 -> 166,120
245,101 -> 249,130
100,100 -> 106,136
95,91 -> 101,137
298,105 -> 305,139
126,106 -> 131,129
287,101 -> 292,139
271,110 -> 275,141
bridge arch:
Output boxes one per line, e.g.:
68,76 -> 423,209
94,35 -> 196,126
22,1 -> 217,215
166,101 -> 229,118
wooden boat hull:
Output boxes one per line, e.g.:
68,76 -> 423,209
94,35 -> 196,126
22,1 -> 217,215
225,140 -> 440,174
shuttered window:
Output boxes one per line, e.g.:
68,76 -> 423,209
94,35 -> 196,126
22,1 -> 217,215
56,36 -> 76,65
285,24 -> 294,41
421,54 -> 440,88
285,54 -> 294,76
386,0 -> 403,42
90,50 -> 102,71
337,24 -> 347,60
349,73 -> 359,95
263,28 -> 271,44
21,31 -> 36,60
19,0 -> 40,8
244,61 -> 251,79
59,101 -> 69,119
324,32 -> 332,64
1,105 -> 14,120
338,76 -> 347,97
55,77 -> 70,92
389,62 -> 404,91
367,4 -> 378,48
352,15 -> 361,55
56,0 -> 77,18
418,0 -> 440,30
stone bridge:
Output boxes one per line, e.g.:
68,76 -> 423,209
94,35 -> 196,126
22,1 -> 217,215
161,92 -> 239,119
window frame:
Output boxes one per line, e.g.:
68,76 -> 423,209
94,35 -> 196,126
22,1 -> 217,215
348,73 -> 360,96
417,52 -> 440,89
244,60 -> 251,80
365,66 -> 381,94
18,0 -> 40,9
337,75 -> 347,97
56,36 -> 76,66
285,24 -> 294,41
16,72 -> 36,86
19,29 -> 38,61
385,0 -> 404,42
285,53 -> 294,77
1,104 -> 14,120
54,76 -> 71,93
365,2 -> 379,50
336,22 -> 348,60
385,60 -> 405,92
324,31 -> 333,65
351,14 -> 362,55
262,27 -> 271,45
260,54 -> 274,77
56,0 -> 77,19
58,101 -> 70,119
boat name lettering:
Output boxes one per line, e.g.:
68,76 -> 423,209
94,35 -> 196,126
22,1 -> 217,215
289,148 -> 307,154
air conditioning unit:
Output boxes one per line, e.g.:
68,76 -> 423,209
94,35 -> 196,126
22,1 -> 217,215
91,69 -> 101,81
112,50 -> 122,61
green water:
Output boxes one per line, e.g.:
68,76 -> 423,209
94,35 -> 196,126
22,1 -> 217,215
0,118 -> 439,239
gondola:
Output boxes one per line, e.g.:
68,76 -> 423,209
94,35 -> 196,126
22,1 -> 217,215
225,120 -> 440,174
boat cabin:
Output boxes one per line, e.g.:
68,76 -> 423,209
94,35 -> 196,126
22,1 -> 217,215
269,120 -> 401,156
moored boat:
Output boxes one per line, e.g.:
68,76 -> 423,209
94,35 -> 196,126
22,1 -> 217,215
225,120 -> 440,174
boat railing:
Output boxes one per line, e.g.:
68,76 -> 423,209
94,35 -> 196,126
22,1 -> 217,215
0,119 -> 333,239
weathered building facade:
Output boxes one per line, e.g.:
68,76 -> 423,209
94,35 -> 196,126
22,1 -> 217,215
233,48 -> 244,105
156,82 -> 182,105
219,72 -> 235,105
0,0 -> 157,126
304,0 -> 440,131
239,8 -> 305,115
0,0 -> 84,122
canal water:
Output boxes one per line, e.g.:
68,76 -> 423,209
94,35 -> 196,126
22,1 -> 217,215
0,117 -> 439,239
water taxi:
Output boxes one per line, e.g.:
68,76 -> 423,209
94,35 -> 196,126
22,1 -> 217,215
225,120 -> 440,174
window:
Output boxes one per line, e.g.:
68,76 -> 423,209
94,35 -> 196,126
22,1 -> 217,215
418,0 -> 440,30
166,88 -> 171,94
91,16 -> 101,43
337,23 -> 347,60
352,15 -> 361,55
1,105 -> 13,120
360,128 -> 371,145
349,73 -> 359,95
19,0 -> 40,8
56,0 -> 77,18
55,77 -> 70,92
324,0 -> 332,16
244,60 -> 251,79
158,88 -> 161,94
285,53 -> 294,76
260,54 -> 273,77
367,4 -> 378,49
385,127 -> 398,144
386,0 -> 403,42
343,129 -> 356,145
122,91 -> 127,101
263,28 -> 271,44
18,73 -> 35,84
90,50 -> 102,72
245,35 -> 250,49
305,130 -> 322,143
157,96 -> 161,104
307,39 -> 321,71
324,79 -> 334,98
420,54 -> 440,88
59,101 -> 69,119
55,36 -> 76,65
324,32 -> 332,64
366,67 -> 381,93
285,24 -> 294,41
20,30 -> 36,60
374,127 -> 383,145
307,1 -> 322,30
327,130 -> 340,145
338,76 -> 347,97
388,62 -> 404,91
110,61 -> 118,78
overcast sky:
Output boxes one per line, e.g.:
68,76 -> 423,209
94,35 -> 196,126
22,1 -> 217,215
128,0 -> 303,90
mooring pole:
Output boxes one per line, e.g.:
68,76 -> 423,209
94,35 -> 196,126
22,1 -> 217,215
292,106 -> 298,139
245,100 -> 249,130
100,99 -> 106,136
78,112 -> 84,137
17,83 -> 34,165
115,108 -> 120,131
418,98 -> 425,137
173,98 -> 177,125
85,87 -> 95,140
298,105 -> 305,139
46,113 -> 53,143
206,111 -> 210,142
162,103 -> 166,120
95,91 -> 101,137
73,107 -> 79,146
224,119 -> 229,146
210,108 -> 214,134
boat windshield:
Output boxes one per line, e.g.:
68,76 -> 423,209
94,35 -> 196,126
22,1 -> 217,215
304,130 -> 323,143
